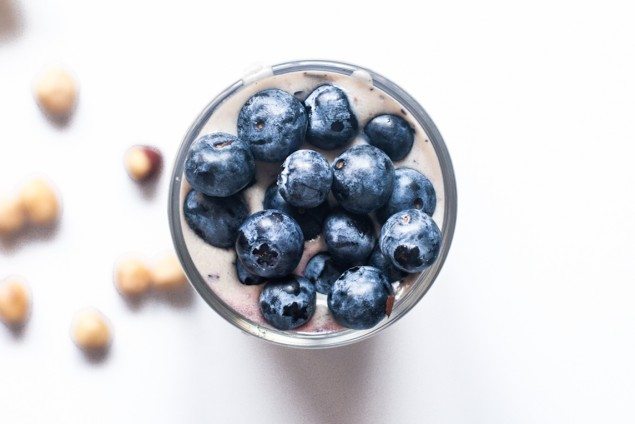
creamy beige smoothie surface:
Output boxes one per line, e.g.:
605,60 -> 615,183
180,69 -> 445,335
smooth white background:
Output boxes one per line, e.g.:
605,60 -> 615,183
1,0 -> 634,422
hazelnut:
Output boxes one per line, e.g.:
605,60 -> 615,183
18,178 -> 60,226
151,254 -> 187,290
34,68 -> 78,119
71,309 -> 111,350
124,145 -> 162,182
0,278 -> 31,325
0,196 -> 26,236
114,257 -> 152,296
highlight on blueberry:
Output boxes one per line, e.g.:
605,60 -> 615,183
331,145 -> 395,214
259,275 -> 317,330
263,183 -> 329,240
323,209 -> 375,267
380,209 -> 442,273
235,210 -> 304,278
183,190 -> 249,248
376,167 -> 436,223
304,252 -> 343,295
305,84 -> 358,150
278,150 -> 333,208
364,114 -> 414,161
184,132 -> 255,197
327,266 -> 394,330
237,89 -> 307,162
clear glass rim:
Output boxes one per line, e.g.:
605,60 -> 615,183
168,60 -> 458,349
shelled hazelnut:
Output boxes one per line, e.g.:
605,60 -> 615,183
71,309 -> 111,350
0,196 -> 26,236
34,68 -> 78,120
114,257 -> 152,296
18,178 -> 60,226
0,278 -> 31,325
151,254 -> 187,290
124,145 -> 162,182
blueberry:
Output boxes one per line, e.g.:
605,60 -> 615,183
235,259 -> 266,285
380,209 -> 442,273
259,275 -> 316,330
235,210 -> 304,278
305,85 -> 358,150
183,190 -> 249,248
323,209 -> 375,266
278,150 -> 333,208
363,114 -> 414,161
376,168 -> 436,222
304,252 -> 343,295
327,266 -> 394,330
263,183 -> 329,240
368,244 -> 407,282
237,89 -> 307,162
184,132 -> 255,197
331,145 -> 395,214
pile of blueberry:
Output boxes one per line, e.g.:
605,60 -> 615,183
183,84 -> 442,331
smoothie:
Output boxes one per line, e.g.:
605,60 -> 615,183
177,66 -> 447,336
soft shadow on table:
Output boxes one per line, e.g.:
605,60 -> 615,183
122,284 -> 195,312
0,0 -> 24,43
0,222 -> 61,255
78,346 -> 111,365
260,334 -> 384,423
151,284 -> 195,308
41,110 -> 76,130
135,177 -> 162,201
4,321 -> 27,339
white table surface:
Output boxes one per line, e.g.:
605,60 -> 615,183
1,0 -> 634,422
